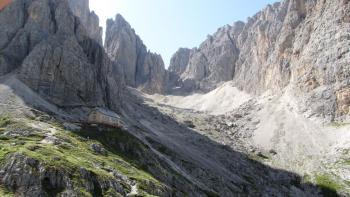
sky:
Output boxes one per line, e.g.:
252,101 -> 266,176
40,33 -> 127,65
89,0 -> 277,68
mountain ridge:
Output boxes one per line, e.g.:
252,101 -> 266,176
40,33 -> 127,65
0,0 -> 349,196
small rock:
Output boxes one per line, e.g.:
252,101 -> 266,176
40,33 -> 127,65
184,120 -> 195,128
90,143 -> 108,156
233,114 -> 243,119
269,149 -> 278,155
53,156 -> 61,161
63,123 -> 81,132
257,152 -> 269,159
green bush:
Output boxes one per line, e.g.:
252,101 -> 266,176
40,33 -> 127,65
315,174 -> 341,197
0,116 -> 11,127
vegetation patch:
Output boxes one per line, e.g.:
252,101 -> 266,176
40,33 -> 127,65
344,159 -> 350,165
315,174 -> 341,197
0,186 -> 14,197
0,116 -> 12,128
0,118 -> 168,196
330,122 -> 350,128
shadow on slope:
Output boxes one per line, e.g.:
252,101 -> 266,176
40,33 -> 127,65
0,74 -> 341,196
101,90 -> 341,196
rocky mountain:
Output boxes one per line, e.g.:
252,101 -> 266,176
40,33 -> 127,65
168,0 -> 350,120
168,48 -> 192,76
0,0 -> 349,196
0,0 -> 123,111
68,0 -> 103,45
105,14 -> 167,94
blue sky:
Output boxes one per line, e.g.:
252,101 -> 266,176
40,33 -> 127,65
90,0 -> 278,68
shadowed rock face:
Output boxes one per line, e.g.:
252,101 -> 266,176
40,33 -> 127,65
105,14 -> 167,94
0,0 -> 124,110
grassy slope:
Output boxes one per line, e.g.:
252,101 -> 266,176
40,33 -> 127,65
0,116 -> 167,197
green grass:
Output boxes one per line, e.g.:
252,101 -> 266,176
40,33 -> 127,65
344,159 -> 350,165
0,116 -> 11,128
0,118 -> 167,196
330,122 -> 350,128
0,186 -> 14,197
315,174 -> 341,197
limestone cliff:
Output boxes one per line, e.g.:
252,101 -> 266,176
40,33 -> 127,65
105,14 -> 167,94
169,0 -> 350,119
0,0 -> 123,111
68,0 -> 103,44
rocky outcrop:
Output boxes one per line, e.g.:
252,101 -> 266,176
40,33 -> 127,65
0,153 -> 128,196
0,0 -> 124,111
337,87 -> 350,115
105,14 -> 167,94
169,0 -> 350,119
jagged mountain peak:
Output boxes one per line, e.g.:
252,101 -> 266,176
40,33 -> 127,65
105,14 -> 167,94
1,0 -> 350,196
0,0 -> 124,111
166,0 -> 350,120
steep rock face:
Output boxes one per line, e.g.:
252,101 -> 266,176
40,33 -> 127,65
105,14 -> 167,94
68,0 -> 103,45
0,153 -> 129,197
0,0 -> 123,111
0,0 -> 27,75
180,24 -> 242,92
168,48 -> 191,76
167,48 -> 192,91
170,0 -> 350,119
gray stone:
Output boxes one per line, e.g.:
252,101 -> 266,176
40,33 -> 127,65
63,122 -> 81,132
167,0 -> 350,119
105,14 -> 167,94
168,48 -> 191,76
0,0 -> 124,111
68,0 -> 103,44
90,143 -> 108,156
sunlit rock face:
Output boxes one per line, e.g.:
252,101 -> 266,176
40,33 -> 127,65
105,14 -> 167,94
168,0 -> 350,119
168,48 -> 191,76
68,0 -> 102,45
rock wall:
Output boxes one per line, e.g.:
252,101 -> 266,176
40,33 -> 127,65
68,0 -> 103,45
168,48 -> 191,76
0,0 -> 124,111
1,0 -> 349,118
105,14 -> 167,94
169,0 -> 350,119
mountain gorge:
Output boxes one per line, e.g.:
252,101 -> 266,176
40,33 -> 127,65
0,0 -> 349,196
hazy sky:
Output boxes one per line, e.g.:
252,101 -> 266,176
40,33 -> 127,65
90,0 -> 277,68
